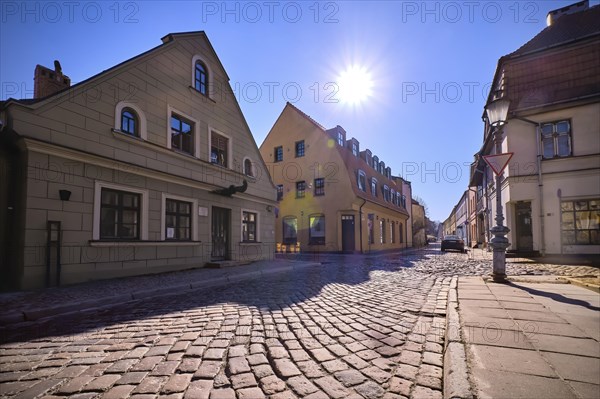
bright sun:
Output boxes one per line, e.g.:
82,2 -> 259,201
337,65 -> 373,105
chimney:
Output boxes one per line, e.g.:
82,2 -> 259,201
34,60 -> 70,99
546,0 -> 588,26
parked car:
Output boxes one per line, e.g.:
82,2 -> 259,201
441,235 -> 465,252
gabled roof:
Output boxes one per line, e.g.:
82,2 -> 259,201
484,4 -> 600,113
284,102 -> 327,131
2,31 -> 224,109
510,5 -> 600,57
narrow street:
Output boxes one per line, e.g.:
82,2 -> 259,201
0,247 -> 596,398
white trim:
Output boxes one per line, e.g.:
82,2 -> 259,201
93,181 -> 149,241
167,105 -> 201,157
161,193 -> 199,241
208,126 -> 233,169
191,54 -> 214,99
114,101 -> 148,140
241,208 -> 260,242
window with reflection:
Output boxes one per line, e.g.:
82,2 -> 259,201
283,217 -> 297,245
171,114 -> 194,155
121,108 -> 138,136
541,120 -> 571,159
100,188 -> 140,240
309,214 -> 325,245
561,199 -> 599,245
165,199 -> 191,241
195,61 -> 208,95
211,131 -> 228,167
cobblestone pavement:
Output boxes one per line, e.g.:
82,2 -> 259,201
1,247 -> 597,399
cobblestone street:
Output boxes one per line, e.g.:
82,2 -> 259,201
1,247 -> 598,398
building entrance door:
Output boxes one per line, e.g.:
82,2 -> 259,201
515,202 -> 533,252
341,215 -> 355,252
211,207 -> 230,260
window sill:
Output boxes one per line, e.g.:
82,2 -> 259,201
239,241 -> 262,245
112,128 -> 145,141
188,86 -> 216,103
89,240 -> 202,247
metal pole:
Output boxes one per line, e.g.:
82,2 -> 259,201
490,127 -> 510,282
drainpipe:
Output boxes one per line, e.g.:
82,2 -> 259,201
359,198 -> 366,254
534,123 -> 546,256
515,116 -> 545,256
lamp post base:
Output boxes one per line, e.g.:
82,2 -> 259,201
490,225 -> 510,283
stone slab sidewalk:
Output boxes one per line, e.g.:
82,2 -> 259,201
0,259 -> 321,325
446,276 -> 600,399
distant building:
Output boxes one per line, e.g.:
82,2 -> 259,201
470,2 -> 600,256
392,176 -> 414,248
0,32 -> 276,290
259,103 -> 410,253
411,200 -> 426,247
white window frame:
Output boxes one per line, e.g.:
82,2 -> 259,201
357,170 -> 367,192
208,127 -> 233,169
161,193 -> 199,241
115,101 -> 147,140
191,54 -> 214,99
167,105 -> 201,157
371,178 -> 378,196
93,181 -> 149,240
241,209 -> 260,242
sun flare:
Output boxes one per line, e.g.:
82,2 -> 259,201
337,65 -> 373,105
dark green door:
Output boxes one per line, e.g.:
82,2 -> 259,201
211,207 -> 230,260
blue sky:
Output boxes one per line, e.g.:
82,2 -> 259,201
1,0 -> 593,221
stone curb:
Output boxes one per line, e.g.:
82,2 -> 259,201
3,261 -> 321,326
559,276 -> 600,292
443,276 -> 473,399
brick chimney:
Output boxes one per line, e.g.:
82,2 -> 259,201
546,0 -> 588,26
34,60 -> 70,99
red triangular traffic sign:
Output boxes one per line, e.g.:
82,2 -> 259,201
483,153 -> 514,176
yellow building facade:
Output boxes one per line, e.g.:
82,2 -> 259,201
260,103 -> 410,253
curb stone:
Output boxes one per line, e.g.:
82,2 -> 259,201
443,276 -> 473,399
3,261 -> 322,326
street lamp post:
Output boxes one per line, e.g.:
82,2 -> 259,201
485,98 -> 510,282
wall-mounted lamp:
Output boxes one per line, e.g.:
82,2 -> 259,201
59,189 -> 71,201
266,205 -> 272,212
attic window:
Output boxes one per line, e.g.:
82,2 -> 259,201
121,108 -> 138,136
195,61 -> 208,95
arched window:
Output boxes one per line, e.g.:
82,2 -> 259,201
121,108 -> 138,136
195,61 -> 208,95
244,158 -> 254,177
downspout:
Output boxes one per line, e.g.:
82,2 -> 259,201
534,123 -> 546,256
359,198 -> 366,254
514,116 -> 545,256
405,218 -> 408,249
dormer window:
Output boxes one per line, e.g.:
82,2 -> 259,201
383,185 -> 390,202
337,132 -> 344,146
195,61 -> 208,95
121,108 -> 138,136
371,178 -> 377,197
352,142 -> 358,156
357,170 -> 366,192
